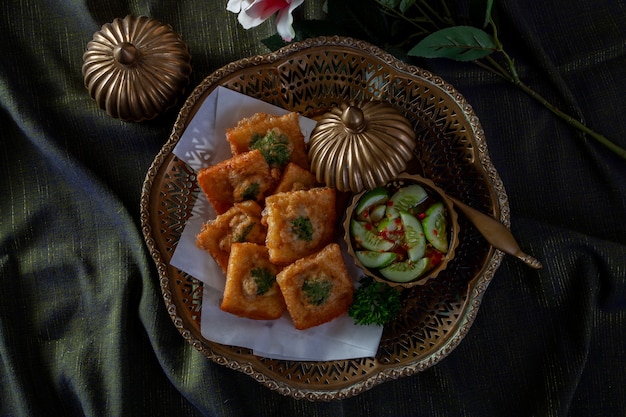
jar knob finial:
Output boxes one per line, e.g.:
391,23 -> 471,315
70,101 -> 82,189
113,42 -> 140,66
341,105 -> 366,133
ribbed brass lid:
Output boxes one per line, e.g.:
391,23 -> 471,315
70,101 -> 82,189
308,101 -> 416,192
82,15 -> 192,122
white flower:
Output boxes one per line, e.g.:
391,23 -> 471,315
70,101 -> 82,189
227,0 -> 304,42
226,0 -> 252,13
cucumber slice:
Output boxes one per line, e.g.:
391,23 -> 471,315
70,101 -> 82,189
389,184 -> 428,210
423,202 -> 449,253
369,204 -> 387,223
376,216 -> 400,233
350,220 -> 395,252
400,211 -> 426,261
386,184 -> 428,218
385,206 -> 401,220
376,216 -> 404,244
355,187 -> 389,220
380,258 -> 429,283
355,250 -> 398,268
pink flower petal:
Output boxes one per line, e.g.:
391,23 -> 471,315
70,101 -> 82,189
226,0 -> 251,13
245,0 -> 288,21
274,0 -> 303,41
228,0 -> 304,41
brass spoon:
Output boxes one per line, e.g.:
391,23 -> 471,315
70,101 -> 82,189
446,196 -> 543,269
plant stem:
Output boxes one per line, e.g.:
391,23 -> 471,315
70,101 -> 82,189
374,0 -> 436,36
437,0 -> 453,24
476,55 -> 626,160
375,0 -> 455,35
416,0 -> 452,26
514,79 -> 626,160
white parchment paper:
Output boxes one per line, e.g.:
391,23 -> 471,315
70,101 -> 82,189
169,86 -> 383,361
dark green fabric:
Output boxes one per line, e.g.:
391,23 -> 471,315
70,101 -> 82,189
1,1 -> 625,416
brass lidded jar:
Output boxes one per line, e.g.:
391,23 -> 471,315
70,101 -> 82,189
82,15 -> 192,122
308,101 -> 416,193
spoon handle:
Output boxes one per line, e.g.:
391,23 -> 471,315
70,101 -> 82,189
448,196 -> 543,269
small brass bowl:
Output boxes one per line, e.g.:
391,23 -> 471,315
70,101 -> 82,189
344,174 -> 460,288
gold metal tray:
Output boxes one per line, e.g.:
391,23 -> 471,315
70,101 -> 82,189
140,36 -> 506,401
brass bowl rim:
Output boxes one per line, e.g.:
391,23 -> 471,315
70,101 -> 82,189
139,35 -> 507,401
343,173 -> 460,289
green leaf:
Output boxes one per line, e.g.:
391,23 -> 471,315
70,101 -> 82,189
470,0 -> 494,28
261,34 -> 287,52
471,0 -> 499,29
399,0 -> 416,13
484,0 -> 494,25
407,26 -> 497,61
379,0 -> 401,8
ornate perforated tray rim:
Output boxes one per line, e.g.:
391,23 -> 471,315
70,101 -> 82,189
140,36 -> 507,401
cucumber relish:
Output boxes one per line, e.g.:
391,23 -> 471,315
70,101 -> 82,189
349,181 -> 450,283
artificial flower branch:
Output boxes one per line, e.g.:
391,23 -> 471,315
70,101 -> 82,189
475,55 -> 626,160
227,0 -> 625,160
392,1 -> 626,161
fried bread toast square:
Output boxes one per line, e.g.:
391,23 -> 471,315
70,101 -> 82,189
263,187 -> 336,265
273,162 -> 317,193
226,112 -> 309,170
221,242 -> 286,320
196,201 -> 266,273
276,243 -> 354,330
197,149 -> 275,215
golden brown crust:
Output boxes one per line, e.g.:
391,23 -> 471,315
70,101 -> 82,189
276,243 -> 354,330
221,242 -> 286,320
195,201 -> 266,273
195,113 -> 353,328
225,112 -> 309,170
263,187 -> 337,265
197,149 -> 275,214
273,162 -> 317,193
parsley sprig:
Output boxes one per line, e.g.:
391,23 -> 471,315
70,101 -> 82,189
233,222 -> 256,243
349,276 -> 402,326
302,278 -> 332,306
242,182 -> 260,201
250,129 -> 291,167
251,267 -> 276,296
291,215 -> 313,241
